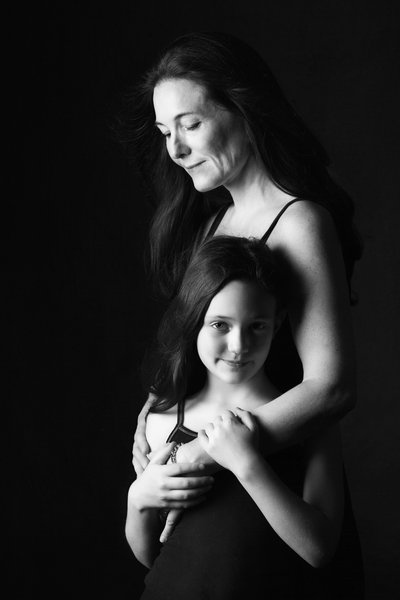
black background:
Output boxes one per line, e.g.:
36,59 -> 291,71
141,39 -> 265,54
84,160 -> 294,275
10,1 -> 400,598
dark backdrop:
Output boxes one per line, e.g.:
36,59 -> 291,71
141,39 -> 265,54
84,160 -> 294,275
10,1 -> 399,598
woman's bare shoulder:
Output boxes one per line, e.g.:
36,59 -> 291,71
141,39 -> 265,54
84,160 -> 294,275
278,200 -> 334,233
269,200 -> 339,258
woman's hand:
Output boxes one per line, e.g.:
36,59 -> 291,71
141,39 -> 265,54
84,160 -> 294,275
132,394 -> 156,475
198,408 -> 259,475
129,443 -> 214,512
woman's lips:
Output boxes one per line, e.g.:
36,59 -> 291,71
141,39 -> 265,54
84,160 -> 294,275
186,161 -> 205,170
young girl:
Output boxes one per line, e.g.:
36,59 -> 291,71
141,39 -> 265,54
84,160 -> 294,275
126,236 -> 358,599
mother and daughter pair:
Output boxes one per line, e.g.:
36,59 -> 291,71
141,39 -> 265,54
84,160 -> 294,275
121,31 -> 365,599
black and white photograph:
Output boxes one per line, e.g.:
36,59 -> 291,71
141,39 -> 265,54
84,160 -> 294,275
10,1 -> 399,598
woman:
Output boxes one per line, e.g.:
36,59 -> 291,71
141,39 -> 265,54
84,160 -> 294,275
122,31 -> 363,564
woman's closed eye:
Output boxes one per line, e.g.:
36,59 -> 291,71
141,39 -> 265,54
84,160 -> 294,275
182,122 -> 201,131
156,127 -> 170,138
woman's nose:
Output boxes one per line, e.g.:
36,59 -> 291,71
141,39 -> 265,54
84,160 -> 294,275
169,133 -> 190,160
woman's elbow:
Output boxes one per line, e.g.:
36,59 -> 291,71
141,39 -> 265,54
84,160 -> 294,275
304,539 -> 338,569
303,522 -> 342,568
324,379 -> 357,418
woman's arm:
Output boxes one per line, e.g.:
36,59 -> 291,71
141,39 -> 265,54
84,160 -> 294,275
125,443 -> 214,567
132,393 -> 157,475
199,409 -> 344,567
133,201 -> 356,469
177,201 -> 356,463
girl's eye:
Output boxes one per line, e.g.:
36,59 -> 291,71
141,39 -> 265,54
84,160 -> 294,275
252,322 -> 267,332
211,321 -> 228,332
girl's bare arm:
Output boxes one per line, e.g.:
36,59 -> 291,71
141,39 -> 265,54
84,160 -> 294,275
199,410 -> 344,567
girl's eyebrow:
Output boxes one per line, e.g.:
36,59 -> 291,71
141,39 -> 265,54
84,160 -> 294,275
206,314 -> 273,320
155,112 -> 198,126
206,315 -> 232,320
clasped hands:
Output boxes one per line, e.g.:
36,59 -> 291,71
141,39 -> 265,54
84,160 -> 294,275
132,405 -> 259,543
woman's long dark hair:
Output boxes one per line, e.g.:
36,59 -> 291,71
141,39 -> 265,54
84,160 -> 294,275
118,31 -> 362,298
144,236 -> 281,412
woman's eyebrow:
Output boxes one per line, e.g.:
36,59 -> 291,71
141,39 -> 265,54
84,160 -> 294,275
155,112 -> 198,126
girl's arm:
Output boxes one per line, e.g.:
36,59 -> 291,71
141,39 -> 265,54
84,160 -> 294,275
199,409 -> 344,567
125,443 -> 214,567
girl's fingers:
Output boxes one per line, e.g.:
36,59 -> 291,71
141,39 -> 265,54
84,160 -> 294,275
149,443 -> 176,465
162,496 -> 208,510
166,486 -> 213,501
166,475 -> 214,489
165,461 -> 207,476
236,407 -> 257,430
159,509 -> 183,543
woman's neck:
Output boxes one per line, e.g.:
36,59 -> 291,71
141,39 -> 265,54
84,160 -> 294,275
224,153 -> 293,212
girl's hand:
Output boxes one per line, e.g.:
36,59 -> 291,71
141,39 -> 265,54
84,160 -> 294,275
198,408 -> 259,475
132,394 -> 156,475
129,443 -> 214,512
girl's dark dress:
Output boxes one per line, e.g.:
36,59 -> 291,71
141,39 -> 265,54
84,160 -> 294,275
140,200 -> 365,599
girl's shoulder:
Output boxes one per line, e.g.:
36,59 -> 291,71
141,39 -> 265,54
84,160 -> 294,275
146,405 -> 179,451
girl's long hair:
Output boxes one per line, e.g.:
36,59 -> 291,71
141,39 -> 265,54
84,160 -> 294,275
143,236 -> 281,412
117,31 -> 362,298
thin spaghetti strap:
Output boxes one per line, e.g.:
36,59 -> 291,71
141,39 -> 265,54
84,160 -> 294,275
205,204 -> 230,239
176,397 -> 185,427
165,398 -> 186,443
260,198 -> 303,243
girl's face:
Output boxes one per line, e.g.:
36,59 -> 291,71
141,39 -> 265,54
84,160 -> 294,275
196,280 -> 277,385
153,78 -> 251,193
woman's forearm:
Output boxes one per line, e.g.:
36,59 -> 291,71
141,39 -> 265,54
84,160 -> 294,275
177,377 -> 355,465
253,377 -> 355,451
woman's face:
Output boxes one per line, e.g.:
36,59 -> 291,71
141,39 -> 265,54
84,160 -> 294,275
153,78 -> 251,192
196,280 -> 276,385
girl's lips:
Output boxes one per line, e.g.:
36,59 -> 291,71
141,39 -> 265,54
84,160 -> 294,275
221,359 -> 249,368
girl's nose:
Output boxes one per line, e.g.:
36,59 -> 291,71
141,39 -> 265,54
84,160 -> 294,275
227,328 -> 248,357
169,133 -> 190,160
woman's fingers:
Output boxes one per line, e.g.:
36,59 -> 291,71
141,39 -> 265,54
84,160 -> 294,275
132,456 -> 147,476
132,393 -> 156,459
133,427 -> 151,456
